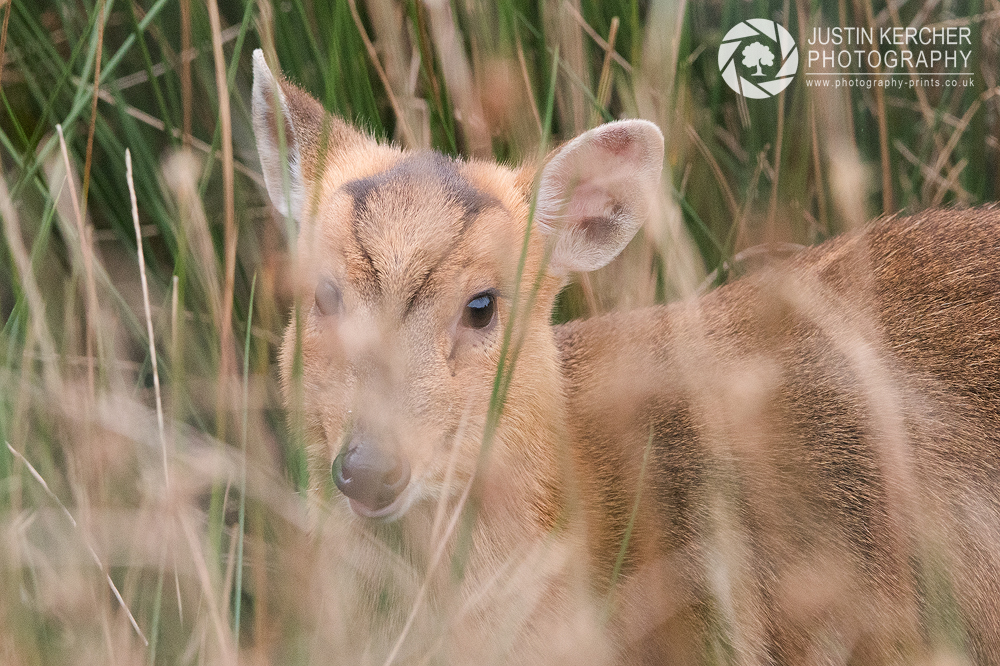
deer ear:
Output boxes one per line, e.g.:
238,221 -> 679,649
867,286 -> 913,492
535,120 -> 664,274
251,49 -> 369,222
252,50 -> 309,220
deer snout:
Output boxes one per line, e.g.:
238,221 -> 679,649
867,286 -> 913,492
333,436 -> 411,517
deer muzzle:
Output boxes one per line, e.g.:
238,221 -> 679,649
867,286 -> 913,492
333,435 -> 411,518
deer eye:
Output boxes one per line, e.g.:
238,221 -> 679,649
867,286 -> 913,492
315,278 -> 343,317
461,291 -> 496,330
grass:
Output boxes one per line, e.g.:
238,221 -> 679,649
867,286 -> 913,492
0,0 -> 998,663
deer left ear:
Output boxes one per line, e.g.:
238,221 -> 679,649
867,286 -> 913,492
535,120 -> 664,274
251,49 -> 372,224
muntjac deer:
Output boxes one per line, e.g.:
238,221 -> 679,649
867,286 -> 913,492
251,49 -> 1000,665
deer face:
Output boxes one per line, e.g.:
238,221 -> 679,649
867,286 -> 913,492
251,50 -> 663,522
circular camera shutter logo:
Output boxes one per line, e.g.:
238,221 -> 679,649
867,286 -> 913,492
719,19 -> 798,98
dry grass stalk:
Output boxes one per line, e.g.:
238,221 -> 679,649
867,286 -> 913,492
928,88 -> 1000,203
422,0 -> 491,155
809,98 -> 829,231
381,428 -> 478,666
89,85 -> 262,186
593,16 -> 619,119
854,0 -> 895,213
56,124 -> 98,397
6,441 -> 149,645
893,140 -> 971,205
363,0 -> 428,148
0,0 -> 11,91
178,510 -> 237,665
180,0 -> 192,147
0,169 -> 59,393
686,123 -> 739,220
126,148 -> 169,488
79,0 -> 105,221
515,32 -> 543,137
880,0 -> 945,150
563,1 -> 631,73
207,0 -> 238,439
162,150 -> 223,329
551,0 -> 589,134
347,0 -> 418,148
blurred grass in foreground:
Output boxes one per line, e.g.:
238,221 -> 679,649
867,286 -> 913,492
0,0 -> 998,663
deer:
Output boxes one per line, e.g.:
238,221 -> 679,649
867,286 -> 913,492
251,48 -> 1000,665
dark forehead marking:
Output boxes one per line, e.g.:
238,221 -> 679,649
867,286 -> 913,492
340,152 -> 502,300
341,152 -> 501,225
403,247 -> 453,318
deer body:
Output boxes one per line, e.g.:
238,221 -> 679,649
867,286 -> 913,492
252,50 -> 1000,664
559,210 -> 1000,663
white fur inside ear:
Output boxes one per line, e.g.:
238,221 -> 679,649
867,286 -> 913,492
252,49 -> 305,221
536,120 -> 664,274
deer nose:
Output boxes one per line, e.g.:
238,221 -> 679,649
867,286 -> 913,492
333,436 -> 410,515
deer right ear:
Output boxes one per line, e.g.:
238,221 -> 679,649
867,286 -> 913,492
535,120 -> 664,275
251,49 -> 369,223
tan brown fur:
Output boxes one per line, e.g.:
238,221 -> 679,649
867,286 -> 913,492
252,50 -> 1000,665
559,207 -> 1000,664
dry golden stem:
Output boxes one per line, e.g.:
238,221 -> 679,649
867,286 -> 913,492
0,0 -> 11,88
686,124 -> 739,221
882,0 -> 941,151
858,0 -> 894,212
562,1 -> 631,73
364,0 -> 427,147
893,140 -> 971,203
0,169 -> 59,392
180,0 -> 192,147
553,0 -> 589,134
57,124 -> 98,399
422,0 -> 491,156
80,0 -> 105,219
809,100 -> 829,232
515,31 -> 543,137
767,2 -> 791,232
171,275 -> 179,364
6,441 -> 149,645
207,0 -> 237,438
429,401 -> 472,544
767,109 -> 785,231
126,149 -> 169,489
873,83 -> 892,212
929,88 -> 1000,202
834,0 -> 856,142
931,158 -> 969,207
594,16 -> 619,122
348,0 -> 418,148
179,510 -> 237,665
88,84 -> 263,186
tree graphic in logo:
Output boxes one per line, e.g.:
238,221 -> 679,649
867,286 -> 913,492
718,19 -> 798,98
742,42 -> 774,77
